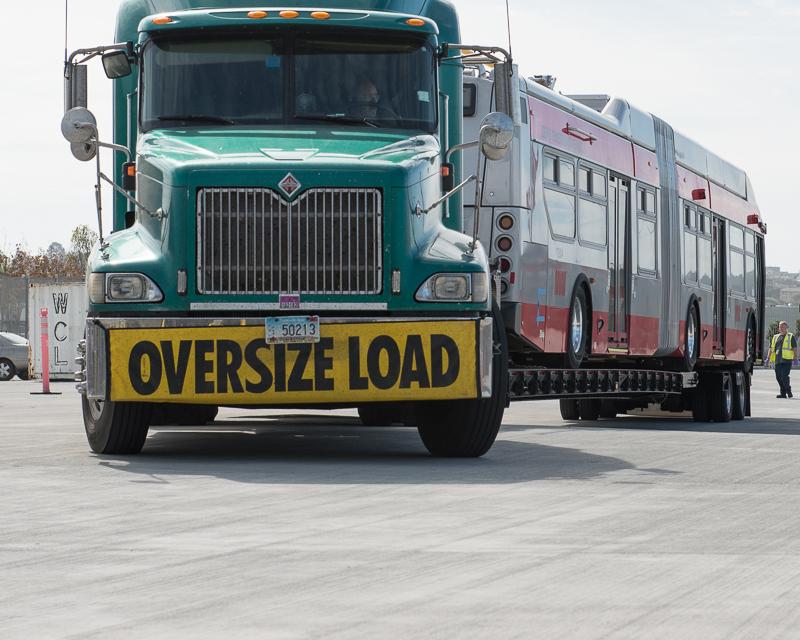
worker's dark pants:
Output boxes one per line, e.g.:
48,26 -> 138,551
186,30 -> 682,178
775,362 -> 793,397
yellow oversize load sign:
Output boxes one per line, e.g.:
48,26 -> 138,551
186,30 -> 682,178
109,321 -> 479,404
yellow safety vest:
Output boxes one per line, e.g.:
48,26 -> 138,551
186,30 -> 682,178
770,332 -> 796,363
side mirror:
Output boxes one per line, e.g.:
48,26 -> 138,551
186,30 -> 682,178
479,112 -> 514,161
102,51 -> 132,79
61,107 -> 98,161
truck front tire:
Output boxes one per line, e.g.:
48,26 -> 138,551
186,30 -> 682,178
416,310 -> 508,458
82,396 -> 152,455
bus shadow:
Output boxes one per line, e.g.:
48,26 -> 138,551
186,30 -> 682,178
93,416 -> 672,485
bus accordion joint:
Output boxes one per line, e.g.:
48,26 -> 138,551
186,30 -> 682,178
562,123 -> 596,145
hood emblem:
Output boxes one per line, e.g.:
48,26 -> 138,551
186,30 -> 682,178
278,172 -> 301,197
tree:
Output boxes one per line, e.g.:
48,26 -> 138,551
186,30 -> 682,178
70,224 -> 99,271
47,242 -> 66,261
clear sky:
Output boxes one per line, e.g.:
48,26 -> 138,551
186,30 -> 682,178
1,0 -> 797,269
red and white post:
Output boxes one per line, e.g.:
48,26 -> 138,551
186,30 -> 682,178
40,308 -> 50,394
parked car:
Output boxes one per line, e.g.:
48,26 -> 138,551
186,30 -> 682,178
0,332 -> 30,381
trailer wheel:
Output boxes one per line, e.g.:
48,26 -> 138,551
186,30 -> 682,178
578,399 -> 601,421
416,309 -> 508,458
691,378 -> 711,423
0,358 -> 16,381
559,399 -> 580,420
709,372 -> 733,423
82,396 -> 152,454
684,305 -> 699,371
732,371 -> 747,421
566,287 -> 589,369
599,400 -> 618,419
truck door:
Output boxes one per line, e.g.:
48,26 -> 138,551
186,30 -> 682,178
607,175 -> 630,347
712,217 -> 727,353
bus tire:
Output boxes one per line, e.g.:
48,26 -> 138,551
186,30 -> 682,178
684,304 -> 699,371
709,372 -> 733,423
744,315 -> 756,374
82,396 -> 152,455
560,399 -> 580,420
578,399 -> 601,421
416,308 -> 508,458
566,286 -> 589,369
732,371 -> 747,421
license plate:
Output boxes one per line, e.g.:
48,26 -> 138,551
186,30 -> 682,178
265,315 -> 320,344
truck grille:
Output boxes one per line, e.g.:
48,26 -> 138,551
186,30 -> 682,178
197,188 -> 382,295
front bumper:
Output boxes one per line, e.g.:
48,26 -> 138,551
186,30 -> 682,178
81,316 -> 493,405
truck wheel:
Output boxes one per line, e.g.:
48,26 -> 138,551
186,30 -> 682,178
731,372 -> 747,421
559,399 -> 580,420
684,305 -> 699,371
566,287 -> 589,369
416,310 -> 508,458
709,372 -> 733,423
82,396 -> 152,454
358,405 -> 397,426
578,399 -> 601,420
0,358 -> 16,381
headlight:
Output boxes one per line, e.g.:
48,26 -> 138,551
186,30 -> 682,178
415,273 -> 489,303
87,272 -> 164,303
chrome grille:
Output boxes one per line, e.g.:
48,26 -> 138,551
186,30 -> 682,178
197,188 -> 382,295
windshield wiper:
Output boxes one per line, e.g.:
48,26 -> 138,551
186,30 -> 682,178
156,114 -> 237,125
293,114 -> 379,128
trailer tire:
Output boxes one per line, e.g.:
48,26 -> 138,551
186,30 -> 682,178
578,399 -> 601,421
709,372 -> 733,423
559,399 -> 580,420
684,304 -> 699,371
0,358 -> 16,381
599,400 -> 618,419
358,405 -> 397,426
82,396 -> 152,455
691,379 -> 711,423
732,371 -> 747,421
416,309 -> 508,458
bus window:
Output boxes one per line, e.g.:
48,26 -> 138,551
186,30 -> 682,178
729,248 -> 745,293
730,225 -> 744,250
684,230 -> 697,283
559,159 -> 575,187
637,187 -> 657,275
745,230 -> 755,254
592,172 -> 606,199
698,235 -> 712,287
579,198 -> 606,246
579,167 -> 590,193
545,189 -> 576,238
745,255 -> 756,298
543,154 -> 556,183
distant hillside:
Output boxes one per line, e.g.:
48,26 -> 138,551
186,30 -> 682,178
766,266 -> 800,305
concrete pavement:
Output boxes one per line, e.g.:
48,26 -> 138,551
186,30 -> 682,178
2,369 -> 800,639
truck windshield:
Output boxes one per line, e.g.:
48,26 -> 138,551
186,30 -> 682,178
141,32 -> 437,132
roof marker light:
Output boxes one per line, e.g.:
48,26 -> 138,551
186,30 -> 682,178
311,11 -> 330,19
152,15 -> 173,25
247,10 -> 267,19
406,18 -> 425,26
280,10 -> 300,18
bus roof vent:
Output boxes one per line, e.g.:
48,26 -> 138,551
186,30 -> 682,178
566,94 -> 611,112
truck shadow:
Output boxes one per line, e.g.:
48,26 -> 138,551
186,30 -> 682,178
551,415 -> 800,437
93,416 -> 673,485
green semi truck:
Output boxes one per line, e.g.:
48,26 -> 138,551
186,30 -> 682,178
63,0 -> 516,457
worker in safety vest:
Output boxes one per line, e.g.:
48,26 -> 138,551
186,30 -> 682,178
767,321 -> 799,398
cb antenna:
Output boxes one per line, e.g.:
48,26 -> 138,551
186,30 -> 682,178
505,0 -> 513,64
64,0 -> 70,71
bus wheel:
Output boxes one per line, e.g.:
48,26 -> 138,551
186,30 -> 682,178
82,396 -> 152,454
709,372 -> 733,423
744,317 -> 756,373
566,287 -> 589,369
683,305 -> 699,371
578,399 -> 601,420
732,371 -> 747,421
416,308 -> 508,457
560,399 -> 580,420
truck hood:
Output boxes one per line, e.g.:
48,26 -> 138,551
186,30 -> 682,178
137,128 -> 440,187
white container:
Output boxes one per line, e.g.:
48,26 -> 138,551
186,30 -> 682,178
28,282 -> 88,380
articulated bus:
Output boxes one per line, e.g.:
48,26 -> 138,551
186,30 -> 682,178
464,67 -> 766,422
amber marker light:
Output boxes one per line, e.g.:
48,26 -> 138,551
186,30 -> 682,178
280,10 -> 300,18
406,18 -> 425,26
310,11 -> 330,19
247,10 -> 267,19
152,15 -> 173,24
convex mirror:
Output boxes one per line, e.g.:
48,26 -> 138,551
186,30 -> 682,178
479,112 -> 514,161
102,51 -> 132,79
61,107 -> 97,144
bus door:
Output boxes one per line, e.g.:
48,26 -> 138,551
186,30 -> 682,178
607,175 -> 630,347
712,217 -> 727,352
